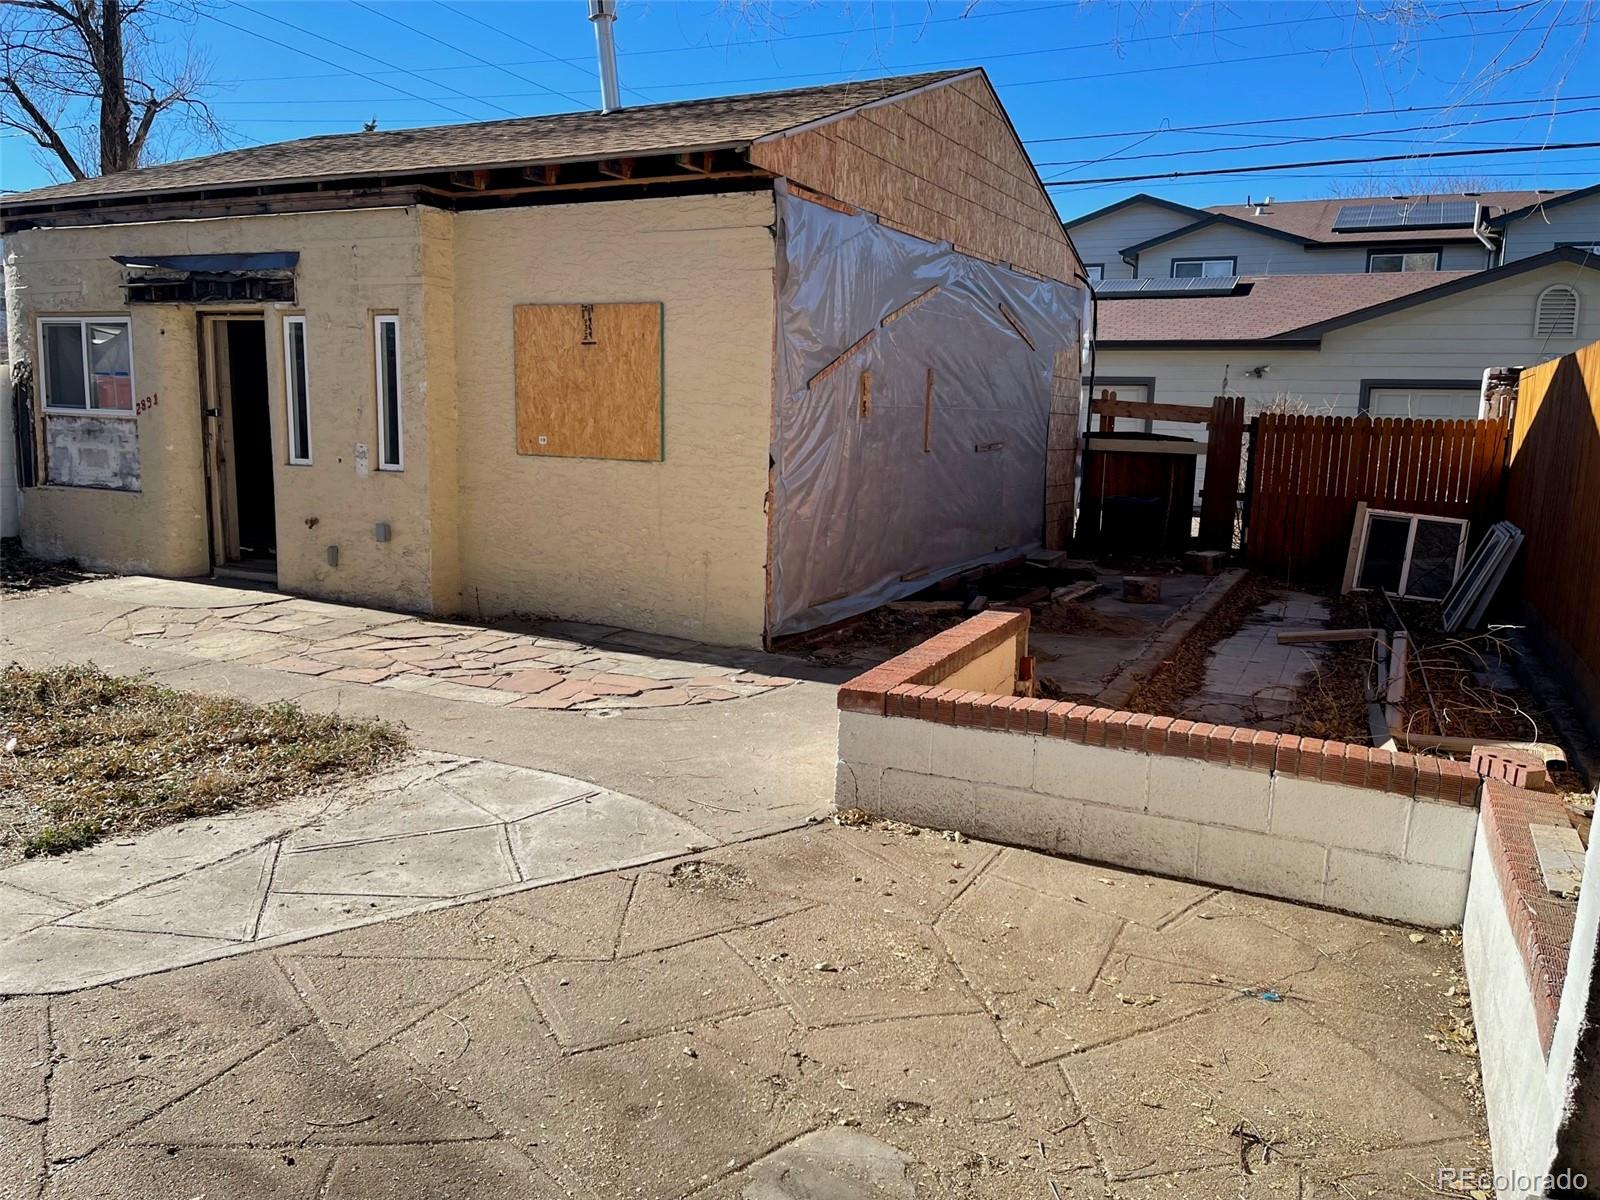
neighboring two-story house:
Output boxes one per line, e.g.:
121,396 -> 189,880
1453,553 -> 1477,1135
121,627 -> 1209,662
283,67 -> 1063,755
1068,185 -> 1600,424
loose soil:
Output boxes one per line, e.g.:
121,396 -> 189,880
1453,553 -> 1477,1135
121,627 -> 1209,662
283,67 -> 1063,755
1,537 -> 102,594
0,664 -> 404,864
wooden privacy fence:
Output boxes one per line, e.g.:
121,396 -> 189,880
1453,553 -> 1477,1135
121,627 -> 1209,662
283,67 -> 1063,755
1505,339 -> 1600,714
1246,412 -> 1509,582
1079,392 -> 1246,550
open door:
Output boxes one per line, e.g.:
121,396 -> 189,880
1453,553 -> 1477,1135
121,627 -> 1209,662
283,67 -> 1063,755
201,315 -> 276,582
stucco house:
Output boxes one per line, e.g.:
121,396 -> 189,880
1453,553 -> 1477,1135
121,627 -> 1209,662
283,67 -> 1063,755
1,70 -> 1087,648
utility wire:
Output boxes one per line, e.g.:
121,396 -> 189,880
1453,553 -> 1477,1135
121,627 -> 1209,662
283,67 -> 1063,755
1024,92 -> 1600,145
1045,141 -> 1600,187
347,0 -> 591,109
200,8 -> 484,123
226,3 -> 522,120
431,0 -> 655,104
1037,105 -> 1600,169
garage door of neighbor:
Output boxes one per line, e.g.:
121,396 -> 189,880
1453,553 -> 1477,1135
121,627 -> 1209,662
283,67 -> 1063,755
1365,387 -> 1481,420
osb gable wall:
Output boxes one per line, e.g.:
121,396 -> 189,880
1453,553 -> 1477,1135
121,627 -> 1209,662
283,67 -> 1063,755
450,191 -> 776,647
5,208 -> 441,608
749,73 -> 1079,285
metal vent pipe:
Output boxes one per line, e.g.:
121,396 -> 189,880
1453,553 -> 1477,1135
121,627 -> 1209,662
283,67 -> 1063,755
588,0 -> 621,113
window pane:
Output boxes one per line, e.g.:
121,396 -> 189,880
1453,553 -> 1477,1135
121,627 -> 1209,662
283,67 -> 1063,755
88,323 -> 132,410
43,324 -> 87,409
1369,254 -> 1402,273
1086,264 -> 1104,282
1358,515 -> 1411,592
1406,520 -> 1465,599
288,321 -> 310,462
1200,259 -> 1232,277
1403,252 -> 1439,271
1172,261 -> 1202,278
379,320 -> 400,468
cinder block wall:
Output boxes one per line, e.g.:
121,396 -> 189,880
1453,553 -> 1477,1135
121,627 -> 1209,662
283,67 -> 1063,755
837,611 -> 1483,927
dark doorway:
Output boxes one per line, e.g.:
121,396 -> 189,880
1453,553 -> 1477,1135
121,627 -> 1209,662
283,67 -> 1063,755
203,315 -> 276,580
225,321 -> 275,562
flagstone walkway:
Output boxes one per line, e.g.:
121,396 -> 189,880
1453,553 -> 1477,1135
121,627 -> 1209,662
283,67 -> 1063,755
100,589 -> 793,711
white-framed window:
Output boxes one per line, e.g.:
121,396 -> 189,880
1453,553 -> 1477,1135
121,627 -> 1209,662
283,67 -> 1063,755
1084,263 -> 1104,283
282,315 -> 312,465
373,314 -> 402,471
1354,509 -> 1469,601
1171,257 -> 1235,279
1534,284 -> 1580,338
38,317 -> 133,414
1367,249 -> 1440,273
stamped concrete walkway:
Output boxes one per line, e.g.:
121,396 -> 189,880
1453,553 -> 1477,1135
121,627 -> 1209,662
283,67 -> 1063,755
0,754 -> 714,994
1,825 -> 1488,1199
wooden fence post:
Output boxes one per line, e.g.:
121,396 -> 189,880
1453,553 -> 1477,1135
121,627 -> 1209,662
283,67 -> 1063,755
1198,395 -> 1244,549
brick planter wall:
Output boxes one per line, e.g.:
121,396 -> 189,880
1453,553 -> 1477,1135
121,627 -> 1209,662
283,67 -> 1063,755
837,611 -> 1484,927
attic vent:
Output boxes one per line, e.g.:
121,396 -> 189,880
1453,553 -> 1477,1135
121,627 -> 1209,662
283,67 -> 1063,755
1534,284 -> 1580,338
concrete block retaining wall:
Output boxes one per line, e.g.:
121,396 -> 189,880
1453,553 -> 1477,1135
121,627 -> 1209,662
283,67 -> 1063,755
837,609 -> 1483,927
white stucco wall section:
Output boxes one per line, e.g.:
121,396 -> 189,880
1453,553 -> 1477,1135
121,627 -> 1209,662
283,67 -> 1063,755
1096,260 -> 1600,414
837,710 -> 1477,927
1,368 -> 15,538
1464,823 -> 1562,1198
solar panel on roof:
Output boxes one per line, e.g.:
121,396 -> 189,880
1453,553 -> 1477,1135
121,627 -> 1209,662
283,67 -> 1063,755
1093,276 -> 1239,297
1332,199 -> 1477,232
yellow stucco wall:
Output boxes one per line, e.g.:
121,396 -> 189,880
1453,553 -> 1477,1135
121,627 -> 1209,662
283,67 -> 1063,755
6,208 -> 444,610
450,192 -> 776,646
7,191 -> 778,646
939,636 -> 1021,695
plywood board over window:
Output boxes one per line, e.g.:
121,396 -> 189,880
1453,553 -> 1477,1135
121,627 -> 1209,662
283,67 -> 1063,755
514,302 -> 664,461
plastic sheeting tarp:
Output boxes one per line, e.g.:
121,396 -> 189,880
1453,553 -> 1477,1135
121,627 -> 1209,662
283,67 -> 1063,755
768,185 -> 1089,637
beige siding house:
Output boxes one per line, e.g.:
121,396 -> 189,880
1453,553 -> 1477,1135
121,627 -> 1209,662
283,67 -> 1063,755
1,70 -> 1086,647
1094,250 -> 1600,419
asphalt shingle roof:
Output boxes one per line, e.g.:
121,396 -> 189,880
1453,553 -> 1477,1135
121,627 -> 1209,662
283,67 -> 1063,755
1206,191 -> 1562,243
1095,271 -> 1472,343
5,71 -> 968,207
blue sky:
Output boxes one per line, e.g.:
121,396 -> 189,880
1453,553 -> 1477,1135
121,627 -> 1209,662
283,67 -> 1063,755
4,0 -> 1599,217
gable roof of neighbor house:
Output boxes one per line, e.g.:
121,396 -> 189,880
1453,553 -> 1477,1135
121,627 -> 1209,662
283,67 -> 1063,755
3,70 -> 968,208
1095,245 -> 1599,347
1485,181 -> 1600,226
1066,189 -> 1572,259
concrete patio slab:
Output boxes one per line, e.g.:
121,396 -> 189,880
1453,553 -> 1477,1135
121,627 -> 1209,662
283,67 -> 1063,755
8,824 -> 1488,1199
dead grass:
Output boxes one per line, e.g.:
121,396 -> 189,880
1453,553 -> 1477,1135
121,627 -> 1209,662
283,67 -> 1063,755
1283,591 -> 1376,744
0,664 -> 404,862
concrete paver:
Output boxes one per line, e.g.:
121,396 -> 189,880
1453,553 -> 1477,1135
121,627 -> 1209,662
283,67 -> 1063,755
5,825 -> 1489,1200
1182,591 -> 1335,727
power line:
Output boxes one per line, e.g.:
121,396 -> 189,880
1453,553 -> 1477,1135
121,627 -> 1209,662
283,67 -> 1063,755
346,0 -> 591,109
1023,92 -> 1600,145
225,3 -> 522,120
1045,141 -> 1600,187
431,0 -> 655,104
1037,105 -> 1600,170
200,8 -> 484,123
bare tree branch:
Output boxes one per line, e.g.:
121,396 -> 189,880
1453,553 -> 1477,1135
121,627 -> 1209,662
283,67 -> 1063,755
0,0 -> 223,180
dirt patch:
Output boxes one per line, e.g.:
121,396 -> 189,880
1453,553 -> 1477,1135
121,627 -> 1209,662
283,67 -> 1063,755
1283,591 -> 1376,744
1124,574 -> 1281,716
1029,600 -> 1150,638
0,664 -> 404,864
1,538 -> 103,594
666,859 -> 751,892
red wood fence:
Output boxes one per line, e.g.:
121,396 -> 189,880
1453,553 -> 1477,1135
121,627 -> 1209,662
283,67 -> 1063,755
1246,412 -> 1509,582
1505,340 -> 1600,714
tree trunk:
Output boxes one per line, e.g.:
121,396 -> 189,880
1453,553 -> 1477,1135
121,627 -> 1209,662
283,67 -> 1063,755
97,0 -> 133,173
